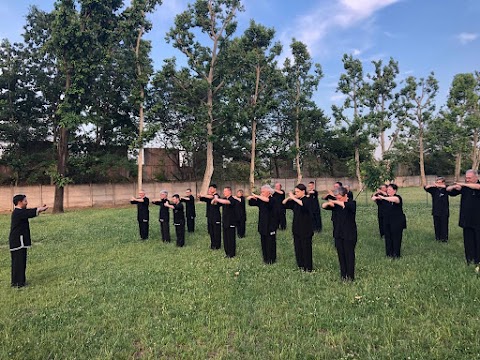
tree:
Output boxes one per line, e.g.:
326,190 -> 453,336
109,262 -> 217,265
122,0 -> 162,191
332,54 -> 370,188
282,39 -> 323,184
166,0 -> 243,195
447,72 -> 480,178
366,58 -> 399,158
397,73 -> 439,186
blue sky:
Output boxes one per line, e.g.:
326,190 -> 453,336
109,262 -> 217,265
1,0 -> 479,114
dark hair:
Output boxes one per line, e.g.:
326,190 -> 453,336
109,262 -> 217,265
295,183 -> 307,192
13,194 -> 26,205
224,186 -> 232,191
335,181 -> 343,187
186,188 -> 192,192
209,184 -> 217,189
387,183 -> 398,191
308,181 -> 315,185
172,194 -> 180,199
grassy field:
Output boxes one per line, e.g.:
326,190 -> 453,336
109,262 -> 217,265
1,187 -> 479,359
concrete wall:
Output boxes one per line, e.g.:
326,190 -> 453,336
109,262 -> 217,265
0,175 -> 451,212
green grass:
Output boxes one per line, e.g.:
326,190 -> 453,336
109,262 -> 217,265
1,187 -> 479,359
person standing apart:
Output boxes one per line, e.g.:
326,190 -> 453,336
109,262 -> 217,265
130,190 -> 149,240
234,189 -> 246,238
283,184 -> 314,272
371,184 -> 387,239
273,183 -> 287,230
152,190 -> 171,242
248,185 -> 278,264
447,170 -> 480,267
9,194 -> 48,288
213,187 -> 239,258
180,188 -> 196,233
307,181 -> 322,233
165,194 -> 186,247
376,184 -> 406,258
424,177 -> 450,242
322,187 -> 357,281
199,184 -> 222,250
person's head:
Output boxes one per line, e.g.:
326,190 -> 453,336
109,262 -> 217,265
260,185 -> 274,197
13,194 -> 27,208
138,190 -> 145,198
344,184 -> 350,191
185,188 -> 192,196
208,184 -> 217,195
465,170 -> 478,183
333,186 -> 348,201
236,189 -> 244,197
274,182 -> 282,191
160,190 -> 168,199
294,184 -> 307,198
435,176 -> 446,185
308,181 -> 315,191
334,181 -> 342,190
379,184 -> 387,192
223,186 -> 232,197
387,183 -> 398,196
171,194 -> 180,204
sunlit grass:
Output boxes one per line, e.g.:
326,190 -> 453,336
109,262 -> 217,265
0,187 -> 478,359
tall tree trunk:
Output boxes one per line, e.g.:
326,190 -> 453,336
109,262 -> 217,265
419,131 -> 426,186
200,121 -> 214,195
295,116 -> 302,184
53,70 -> 71,214
454,152 -> 462,182
249,118 -> 257,193
135,26 -> 144,192
354,144 -> 362,189
472,130 -> 480,171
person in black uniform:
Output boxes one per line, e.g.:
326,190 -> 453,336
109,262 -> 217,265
130,190 -> 149,240
374,184 -> 406,258
283,184 -> 314,272
213,186 -> 239,258
322,186 -> 357,281
180,188 -> 196,233
165,194 -> 185,247
152,190 -> 171,242
234,189 -> 246,238
371,184 -> 387,238
344,184 -> 354,201
424,177 -> 449,242
447,170 -> 480,266
248,185 -> 278,264
307,181 -> 322,233
9,194 -> 48,288
199,184 -> 222,249
321,181 -> 343,201
273,183 -> 286,230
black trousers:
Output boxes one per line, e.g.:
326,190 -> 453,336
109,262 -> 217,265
378,214 -> 384,237
138,220 -> 149,240
335,237 -> 356,280
278,211 -> 287,230
208,222 -> 222,249
433,215 -> 448,241
186,216 -> 195,232
260,233 -> 277,264
237,220 -> 246,238
463,227 -> 480,264
384,223 -> 403,258
312,212 -> 322,232
160,220 -> 171,242
175,224 -> 185,247
11,248 -> 27,287
223,226 -> 236,258
293,234 -> 313,271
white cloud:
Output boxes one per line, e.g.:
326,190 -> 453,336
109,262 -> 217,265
279,0 -> 400,58
457,32 -> 478,45
352,48 -> 362,56
330,93 -> 347,102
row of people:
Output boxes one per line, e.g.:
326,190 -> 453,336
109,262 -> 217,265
9,170 -> 480,288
